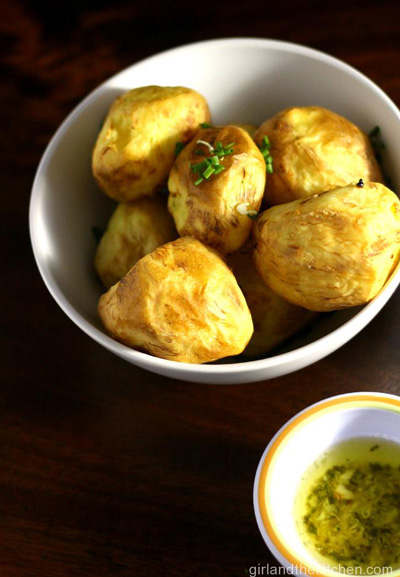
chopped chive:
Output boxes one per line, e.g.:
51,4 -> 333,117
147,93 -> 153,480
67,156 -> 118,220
369,126 -> 380,138
368,125 -> 391,183
213,146 -> 234,157
200,122 -> 212,128
258,134 -> 274,173
262,135 -> 270,147
174,141 -> 185,156
191,160 -> 210,173
214,149 -> 225,157
203,165 -> 215,179
190,140 -> 234,184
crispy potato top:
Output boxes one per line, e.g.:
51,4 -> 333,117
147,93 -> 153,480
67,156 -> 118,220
254,106 -> 383,205
168,125 -> 266,253
253,182 -> 400,311
92,86 -> 211,202
98,237 -> 253,363
94,197 -> 178,289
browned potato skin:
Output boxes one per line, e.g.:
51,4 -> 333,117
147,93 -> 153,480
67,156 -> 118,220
168,126 -> 266,254
94,197 -> 178,289
228,244 -> 317,357
254,106 -> 383,206
92,86 -> 211,202
98,237 -> 254,364
253,182 -> 400,312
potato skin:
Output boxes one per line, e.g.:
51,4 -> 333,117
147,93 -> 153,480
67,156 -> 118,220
228,244 -> 316,357
254,106 -> 383,206
92,86 -> 211,202
98,237 -> 253,363
94,197 -> 178,289
253,182 -> 400,312
168,126 -> 266,254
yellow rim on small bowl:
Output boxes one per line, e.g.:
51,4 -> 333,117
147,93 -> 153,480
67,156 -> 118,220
257,393 -> 400,577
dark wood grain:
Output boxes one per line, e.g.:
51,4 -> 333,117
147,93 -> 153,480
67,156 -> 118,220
2,1 -> 400,575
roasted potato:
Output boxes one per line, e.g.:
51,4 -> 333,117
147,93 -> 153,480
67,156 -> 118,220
228,244 -> 317,357
94,197 -> 178,289
253,182 -> 400,312
92,86 -> 211,202
98,237 -> 253,363
254,106 -> 383,206
168,125 -> 266,254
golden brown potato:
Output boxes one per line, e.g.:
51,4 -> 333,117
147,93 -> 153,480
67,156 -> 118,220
228,244 -> 317,357
254,106 -> 383,206
92,86 -> 211,202
98,237 -> 253,363
168,125 -> 266,254
253,182 -> 400,312
94,197 -> 178,289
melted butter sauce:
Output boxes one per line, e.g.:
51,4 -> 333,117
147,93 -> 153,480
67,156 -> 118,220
294,437 -> 400,574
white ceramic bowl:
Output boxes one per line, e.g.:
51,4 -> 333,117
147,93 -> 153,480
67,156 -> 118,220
29,38 -> 400,384
254,392 -> 400,576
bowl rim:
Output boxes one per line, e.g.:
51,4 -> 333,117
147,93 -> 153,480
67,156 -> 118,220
253,391 -> 400,576
29,37 -> 400,379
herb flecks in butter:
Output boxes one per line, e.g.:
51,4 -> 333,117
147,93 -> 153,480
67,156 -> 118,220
300,440 -> 400,572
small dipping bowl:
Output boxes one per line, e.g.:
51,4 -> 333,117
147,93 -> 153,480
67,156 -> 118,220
253,392 -> 400,577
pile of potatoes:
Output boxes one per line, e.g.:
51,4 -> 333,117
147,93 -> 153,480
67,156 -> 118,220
92,86 -> 400,364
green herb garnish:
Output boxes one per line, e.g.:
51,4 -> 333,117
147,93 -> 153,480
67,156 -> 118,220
369,126 -> 381,139
302,460 -> 400,570
200,122 -> 212,128
214,141 -> 235,156
258,135 -> 274,173
369,126 -> 393,187
190,139 -> 235,184
174,141 -> 185,156
203,164 -> 215,179
369,126 -> 385,163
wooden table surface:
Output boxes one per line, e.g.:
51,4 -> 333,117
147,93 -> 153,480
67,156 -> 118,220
2,0 -> 400,575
